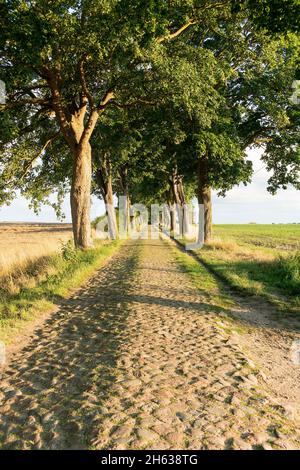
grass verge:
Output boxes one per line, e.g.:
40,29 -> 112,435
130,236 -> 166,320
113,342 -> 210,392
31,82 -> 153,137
199,249 -> 300,314
176,236 -> 300,315
165,238 -> 247,335
0,240 -> 121,343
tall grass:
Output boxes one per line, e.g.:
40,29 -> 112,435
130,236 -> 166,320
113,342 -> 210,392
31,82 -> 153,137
0,239 -> 121,342
195,240 -> 300,313
0,224 -> 72,277
276,252 -> 300,295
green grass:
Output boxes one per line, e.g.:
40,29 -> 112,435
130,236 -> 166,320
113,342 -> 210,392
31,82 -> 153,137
170,241 -> 248,335
170,241 -> 236,313
200,250 -> 300,305
189,224 -> 300,314
277,252 -> 300,294
0,240 -> 121,342
213,224 -> 300,254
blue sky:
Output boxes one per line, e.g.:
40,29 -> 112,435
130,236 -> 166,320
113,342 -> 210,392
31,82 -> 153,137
0,148 -> 299,224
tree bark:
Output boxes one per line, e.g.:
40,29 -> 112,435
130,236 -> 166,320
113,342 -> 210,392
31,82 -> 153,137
177,178 -> 189,237
47,70 -> 115,250
170,167 -> 189,238
70,143 -> 93,249
169,202 -> 175,233
197,154 -> 212,243
104,177 -> 118,240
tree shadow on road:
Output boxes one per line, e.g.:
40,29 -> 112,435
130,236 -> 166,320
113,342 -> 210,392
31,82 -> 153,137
0,244 -> 141,450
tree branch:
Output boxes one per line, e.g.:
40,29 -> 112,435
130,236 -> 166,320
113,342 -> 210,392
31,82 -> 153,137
46,70 -> 76,149
79,109 -> 99,149
156,0 -> 229,44
78,57 -> 94,109
156,20 -> 197,44
77,89 -> 115,150
242,127 -> 274,149
16,132 -> 61,183
1,98 -> 50,110
97,89 -> 115,111
10,84 -> 49,100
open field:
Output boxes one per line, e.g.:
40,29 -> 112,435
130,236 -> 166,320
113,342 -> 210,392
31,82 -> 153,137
0,223 -> 73,277
0,224 -> 119,337
212,224 -> 300,254
196,224 -> 300,313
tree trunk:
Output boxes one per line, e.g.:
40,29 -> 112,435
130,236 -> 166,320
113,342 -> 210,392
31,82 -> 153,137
177,180 -> 189,238
197,154 -> 212,243
170,168 -> 189,238
170,203 -> 175,234
71,143 -> 93,249
119,166 -> 131,236
167,185 -> 176,235
48,74 -> 115,251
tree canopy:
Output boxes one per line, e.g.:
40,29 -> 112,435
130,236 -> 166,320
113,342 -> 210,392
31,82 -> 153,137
0,1 -> 299,245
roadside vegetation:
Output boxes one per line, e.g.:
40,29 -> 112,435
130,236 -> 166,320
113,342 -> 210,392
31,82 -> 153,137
0,240 -> 120,342
170,240 -> 248,337
190,225 -> 300,314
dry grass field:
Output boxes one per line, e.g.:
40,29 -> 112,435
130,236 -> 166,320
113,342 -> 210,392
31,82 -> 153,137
0,223 -> 73,277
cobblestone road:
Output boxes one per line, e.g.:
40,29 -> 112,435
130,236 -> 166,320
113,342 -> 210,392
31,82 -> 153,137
0,239 -> 299,449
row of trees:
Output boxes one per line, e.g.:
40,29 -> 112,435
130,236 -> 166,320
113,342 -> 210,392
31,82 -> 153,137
0,1 -> 299,248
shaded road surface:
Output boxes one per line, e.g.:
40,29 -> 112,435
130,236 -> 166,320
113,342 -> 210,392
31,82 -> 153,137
0,239 -> 299,450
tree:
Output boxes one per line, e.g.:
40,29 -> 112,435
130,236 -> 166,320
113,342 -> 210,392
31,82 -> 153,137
1,0 -> 240,248
231,34 -> 300,194
181,15 -> 300,241
234,0 -> 300,33
2,0 -> 297,249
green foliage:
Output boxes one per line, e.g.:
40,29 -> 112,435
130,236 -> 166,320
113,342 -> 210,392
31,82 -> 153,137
0,0 -> 299,222
0,239 -> 121,338
0,0 -> 237,212
277,252 -> 300,294
60,240 -> 79,262
234,0 -> 300,34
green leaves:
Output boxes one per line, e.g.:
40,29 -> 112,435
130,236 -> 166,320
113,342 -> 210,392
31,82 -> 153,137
235,0 -> 300,34
0,0 -> 299,219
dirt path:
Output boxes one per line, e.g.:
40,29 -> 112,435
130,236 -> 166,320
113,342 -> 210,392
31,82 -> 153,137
0,239 -> 299,450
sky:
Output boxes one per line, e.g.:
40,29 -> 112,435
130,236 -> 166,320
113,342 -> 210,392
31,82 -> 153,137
0,148 -> 299,224
213,148 -> 300,224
